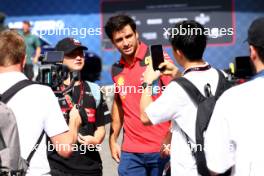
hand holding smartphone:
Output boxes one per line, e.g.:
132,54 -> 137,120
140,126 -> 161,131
150,44 -> 166,72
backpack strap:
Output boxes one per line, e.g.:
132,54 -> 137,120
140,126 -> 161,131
174,73 -> 231,176
174,77 -> 206,105
0,79 -> 37,103
86,81 -> 101,108
0,79 -> 45,165
0,130 -> 6,150
174,77 -> 211,176
173,76 -> 206,151
26,130 -> 45,163
215,69 -> 231,99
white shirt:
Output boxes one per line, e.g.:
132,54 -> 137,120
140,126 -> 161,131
205,76 -> 264,176
145,65 -> 219,176
0,72 -> 69,176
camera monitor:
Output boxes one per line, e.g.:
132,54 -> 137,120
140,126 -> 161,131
43,51 -> 64,63
234,56 -> 254,79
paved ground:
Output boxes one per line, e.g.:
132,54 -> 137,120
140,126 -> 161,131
100,87 -> 121,176
100,124 -> 121,176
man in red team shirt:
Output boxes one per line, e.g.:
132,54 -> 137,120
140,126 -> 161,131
104,14 -> 172,176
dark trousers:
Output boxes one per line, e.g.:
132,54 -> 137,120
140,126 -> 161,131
118,152 -> 169,176
24,63 -> 34,80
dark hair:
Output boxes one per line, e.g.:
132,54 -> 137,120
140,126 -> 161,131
169,20 -> 207,61
0,30 -> 25,66
254,45 -> 264,63
81,52 -> 102,82
104,14 -> 136,40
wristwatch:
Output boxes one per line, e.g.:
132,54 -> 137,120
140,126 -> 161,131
141,82 -> 152,89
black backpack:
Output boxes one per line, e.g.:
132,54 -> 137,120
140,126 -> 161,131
174,69 -> 233,176
0,80 -> 44,176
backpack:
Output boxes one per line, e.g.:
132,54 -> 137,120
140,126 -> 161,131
174,69 -> 233,176
0,79 -> 44,176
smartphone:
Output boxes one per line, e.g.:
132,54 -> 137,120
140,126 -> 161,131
150,44 -> 165,71
44,51 -> 64,63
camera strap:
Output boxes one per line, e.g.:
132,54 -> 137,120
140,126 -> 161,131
60,82 -> 84,108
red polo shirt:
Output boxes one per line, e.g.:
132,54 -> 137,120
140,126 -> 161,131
112,42 -> 172,153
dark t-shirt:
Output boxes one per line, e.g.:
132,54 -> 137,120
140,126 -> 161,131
48,81 -> 111,175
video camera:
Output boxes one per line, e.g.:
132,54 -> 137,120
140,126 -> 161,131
36,51 -> 87,125
37,51 -> 81,97
224,56 -> 255,84
37,51 -> 68,90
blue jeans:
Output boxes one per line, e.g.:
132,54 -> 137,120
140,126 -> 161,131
118,152 -> 169,176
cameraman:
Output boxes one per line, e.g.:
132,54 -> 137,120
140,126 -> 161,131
48,38 -> 111,176
0,31 -> 81,176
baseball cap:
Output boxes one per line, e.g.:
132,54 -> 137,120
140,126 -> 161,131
247,17 -> 264,47
55,38 -> 88,55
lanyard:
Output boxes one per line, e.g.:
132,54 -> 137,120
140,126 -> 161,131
183,64 -> 211,75
251,69 -> 264,80
60,82 -> 84,108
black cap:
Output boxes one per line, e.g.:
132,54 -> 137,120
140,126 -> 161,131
247,17 -> 264,47
55,38 -> 88,55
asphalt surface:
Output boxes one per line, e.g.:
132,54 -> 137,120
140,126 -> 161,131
100,87 -> 121,176
100,124 -> 121,176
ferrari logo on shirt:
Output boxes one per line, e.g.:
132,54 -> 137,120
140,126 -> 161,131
117,76 -> 125,86
144,56 -> 151,65
116,76 -> 127,100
